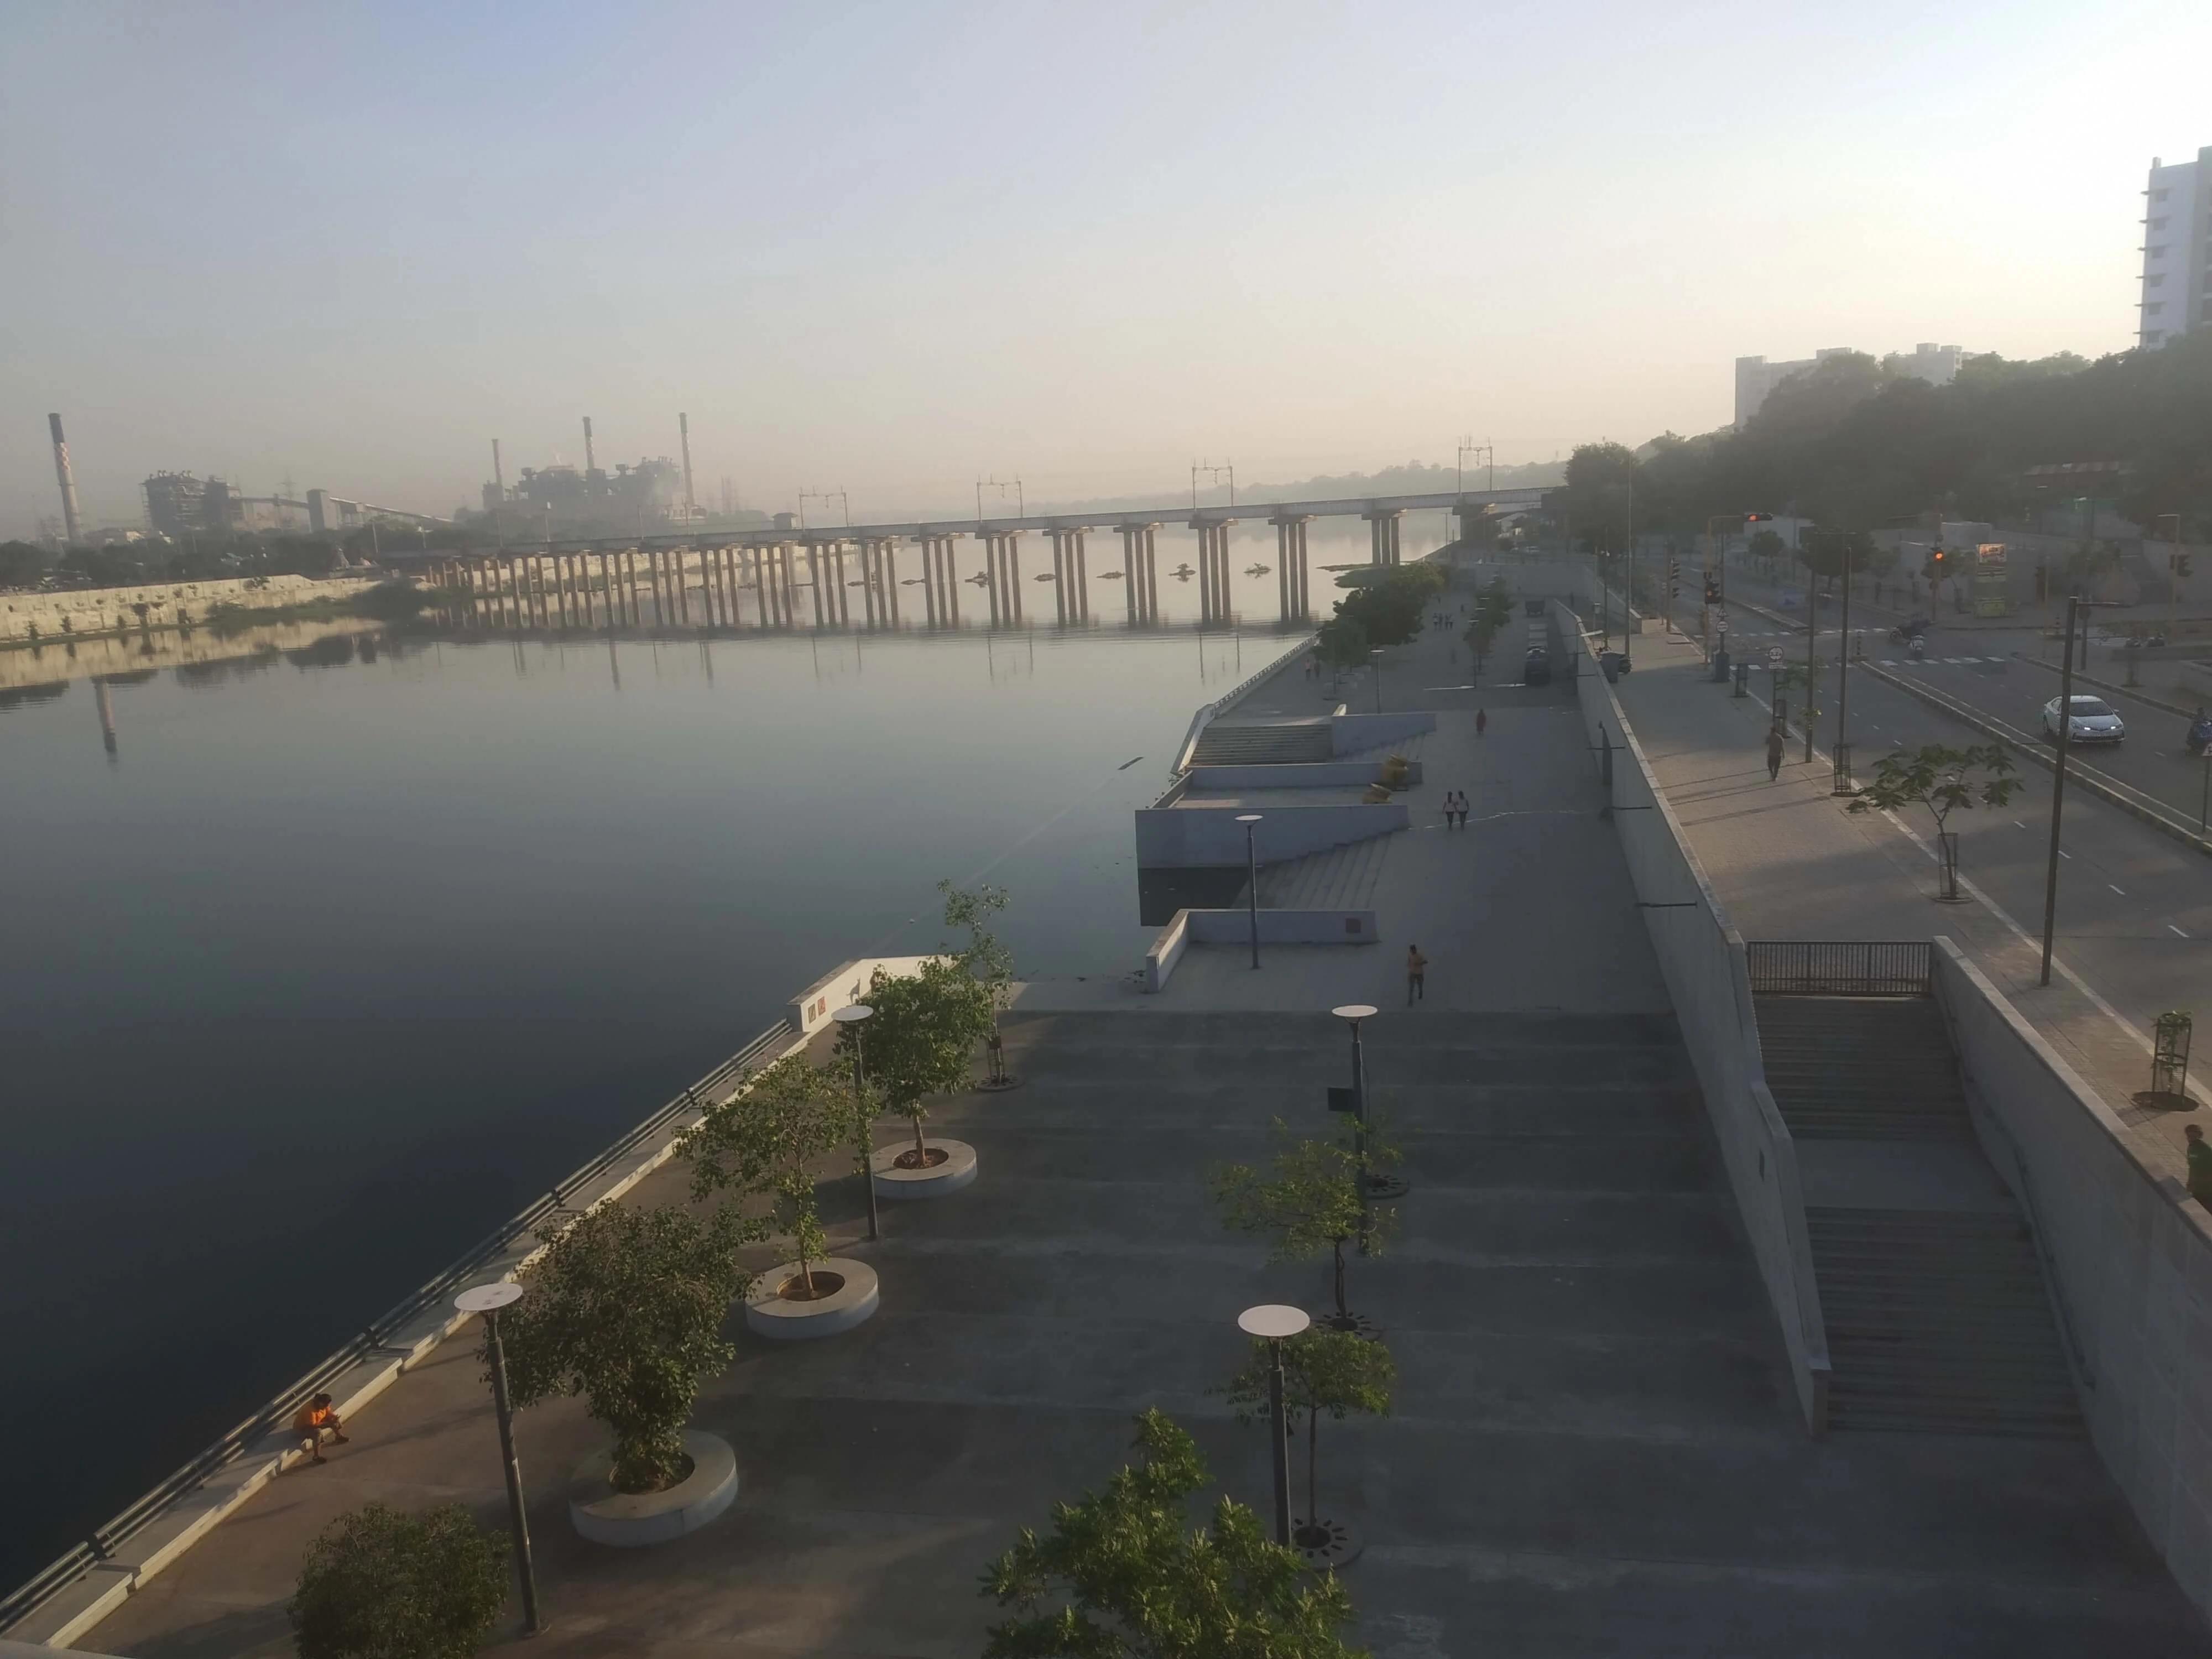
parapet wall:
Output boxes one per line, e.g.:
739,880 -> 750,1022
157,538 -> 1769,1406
1558,598 -> 1832,1432
1934,940 -> 2212,1620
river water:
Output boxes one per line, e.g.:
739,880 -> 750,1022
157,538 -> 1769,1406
0,517 -> 1412,1589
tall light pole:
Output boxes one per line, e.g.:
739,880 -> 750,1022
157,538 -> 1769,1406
832,1004 -> 880,1240
1237,1303 -> 1310,1546
1370,648 -> 1384,714
1832,531 -> 1854,795
1237,814 -> 1263,969
2163,512 -> 2186,644
453,1282 -> 542,1634
2040,597 -> 2080,986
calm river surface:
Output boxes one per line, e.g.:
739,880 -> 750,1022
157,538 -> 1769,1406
0,517 -> 1402,1586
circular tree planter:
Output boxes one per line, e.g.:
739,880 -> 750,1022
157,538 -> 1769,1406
743,1257 -> 879,1339
568,1429 -> 737,1547
1291,1514 -> 1363,1570
1312,1310 -> 1386,1343
871,1138 -> 978,1201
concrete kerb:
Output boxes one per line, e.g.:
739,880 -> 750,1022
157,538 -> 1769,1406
1856,659 -> 2212,858
1553,598 -> 1833,1434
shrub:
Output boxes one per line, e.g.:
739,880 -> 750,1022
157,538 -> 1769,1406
290,1501 -> 507,1659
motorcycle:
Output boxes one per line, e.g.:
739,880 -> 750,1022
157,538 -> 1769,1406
1908,635 -> 1927,661
1890,616 -> 1930,646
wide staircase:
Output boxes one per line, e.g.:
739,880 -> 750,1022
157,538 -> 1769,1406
1191,719 -> 1333,765
1241,832 -> 1395,910
1750,948 -> 2082,1438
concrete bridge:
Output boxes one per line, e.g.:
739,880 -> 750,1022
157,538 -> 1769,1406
428,487 -> 1547,633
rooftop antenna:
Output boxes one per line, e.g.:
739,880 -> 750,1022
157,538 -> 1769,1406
48,414 -> 84,546
679,413 -> 696,517
583,416 -> 596,476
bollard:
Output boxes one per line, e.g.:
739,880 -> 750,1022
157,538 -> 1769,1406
2154,1011 -> 2194,1103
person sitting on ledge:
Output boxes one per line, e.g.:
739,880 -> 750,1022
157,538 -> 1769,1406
292,1392 -> 349,1464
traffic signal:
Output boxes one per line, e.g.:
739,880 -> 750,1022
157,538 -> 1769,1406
1927,545 -> 1948,578
1745,512 -> 1773,523
1703,579 -> 1722,606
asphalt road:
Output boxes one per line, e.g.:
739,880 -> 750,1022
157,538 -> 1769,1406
1679,592 -> 2212,1042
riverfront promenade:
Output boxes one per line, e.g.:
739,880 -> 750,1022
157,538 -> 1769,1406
71,563 -> 2212,1657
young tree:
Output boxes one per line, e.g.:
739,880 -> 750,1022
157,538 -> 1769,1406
858,954 -> 995,1164
1220,1329 -> 1395,1546
1747,528 -> 1786,567
499,1203 -> 750,1493
941,879 -> 1018,1086
290,1502 -> 508,1659
1213,1128 -> 1385,1329
679,1053 -> 846,1298
978,1408 -> 1365,1659
1848,743 -> 2021,900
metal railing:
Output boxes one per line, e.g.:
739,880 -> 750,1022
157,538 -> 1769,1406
0,1018 -> 794,1635
1745,941 -> 1933,997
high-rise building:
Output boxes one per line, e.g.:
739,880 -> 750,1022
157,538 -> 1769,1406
2139,148 -> 2210,350
1733,343 -> 1966,426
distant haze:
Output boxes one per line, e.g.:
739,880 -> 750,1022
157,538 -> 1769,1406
3,0 -> 2202,538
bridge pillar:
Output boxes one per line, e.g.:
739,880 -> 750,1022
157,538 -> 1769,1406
1365,508 -> 1404,567
1072,529 -> 1089,622
1272,515 -> 1313,621
1190,518 -> 1235,624
1118,523 -> 1160,624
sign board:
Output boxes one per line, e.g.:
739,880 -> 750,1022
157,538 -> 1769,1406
1717,617 -> 1729,635
1973,542 -> 2010,618
1767,646 -> 1784,666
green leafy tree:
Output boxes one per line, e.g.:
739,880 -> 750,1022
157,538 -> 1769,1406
1213,1128 -> 1384,1328
1220,1329 -> 1395,1539
499,1203 -> 750,1493
290,1502 -> 508,1659
1849,743 -> 2021,896
1331,563 -> 1444,648
679,1053 -> 846,1296
0,540 -> 51,590
1746,528 -> 1786,564
941,879 -> 1016,1082
856,954 -> 994,1161
978,1408 -> 1367,1659
1313,613 -> 1369,675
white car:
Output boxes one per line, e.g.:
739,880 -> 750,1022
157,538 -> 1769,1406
2042,695 -> 2125,744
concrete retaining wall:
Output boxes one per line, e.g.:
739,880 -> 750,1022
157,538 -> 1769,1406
1330,711 -> 1436,754
1134,802 -> 1408,868
1932,938 -> 2212,1619
0,575 -> 378,642
1186,759 -> 1420,790
1558,598 -> 1832,1432
1146,907 -> 1380,990
789,956 -> 936,1036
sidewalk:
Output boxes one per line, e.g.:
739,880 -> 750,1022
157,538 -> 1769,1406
1611,618 -> 2200,1197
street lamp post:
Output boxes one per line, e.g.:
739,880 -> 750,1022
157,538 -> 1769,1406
2040,597 -> 2080,986
1332,1002 -> 1406,1219
1370,648 -> 1384,714
831,1004 -> 880,1240
1237,1303 -> 1311,1547
1237,814 -> 1263,969
453,1282 -> 542,1635
1832,533 -> 1854,794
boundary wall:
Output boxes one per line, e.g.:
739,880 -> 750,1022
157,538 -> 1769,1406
1,575 -> 379,643
1553,598 -> 1832,1432
1135,802 -> 1408,868
1933,938 -> 2212,1619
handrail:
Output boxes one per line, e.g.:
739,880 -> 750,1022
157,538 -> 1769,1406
0,1019 -> 794,1634
1745,940 -> 1933,996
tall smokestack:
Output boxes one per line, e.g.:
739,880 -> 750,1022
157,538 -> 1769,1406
492,438 -> 506,549
679,413 -> 696,517
582,416 -> 596,475
48,414 -> 84,546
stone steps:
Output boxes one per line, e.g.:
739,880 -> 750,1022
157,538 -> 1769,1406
1190,719 -> 1333,765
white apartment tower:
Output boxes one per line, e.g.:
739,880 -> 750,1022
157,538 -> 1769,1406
2140,148 -> 2211,349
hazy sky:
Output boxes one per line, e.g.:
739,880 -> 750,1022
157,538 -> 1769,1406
3,0 -> 2204,536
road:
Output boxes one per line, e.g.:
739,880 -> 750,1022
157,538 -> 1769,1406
1657,589 -> 2212,1050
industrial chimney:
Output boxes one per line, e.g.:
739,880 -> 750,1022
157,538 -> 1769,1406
48,414 -> 84,546
491,438 -> 506,549
679,413 -> 696,517
582,416 -> 597,477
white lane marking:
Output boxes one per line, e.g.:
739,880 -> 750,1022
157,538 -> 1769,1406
2110,884 -> 2127,895
2014,820 -> 2027,828
2059,850 -> 2072,859
2172,924 -> 2190,938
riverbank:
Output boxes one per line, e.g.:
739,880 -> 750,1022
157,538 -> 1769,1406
0,574 -> 386,648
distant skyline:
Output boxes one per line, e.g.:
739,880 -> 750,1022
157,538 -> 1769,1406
3,0 -> 2204,540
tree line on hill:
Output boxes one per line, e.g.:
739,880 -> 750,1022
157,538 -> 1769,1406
1556,328 -> 2212,552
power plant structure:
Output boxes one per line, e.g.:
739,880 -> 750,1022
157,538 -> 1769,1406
48,414 -> 84,546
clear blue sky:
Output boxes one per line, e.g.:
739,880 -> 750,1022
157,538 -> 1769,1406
3,0 -> 2203,535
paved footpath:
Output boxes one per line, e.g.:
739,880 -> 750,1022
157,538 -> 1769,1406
1611,615 -> 2203,1196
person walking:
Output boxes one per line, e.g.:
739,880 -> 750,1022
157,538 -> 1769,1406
1406,944 -> 1427,1005
1454,790 -> 1470,830
1765,726 -> 1785,781
1475,707 -> 1488,738
2188,1125 -> 2212,1212
1440,794 -> 1455,831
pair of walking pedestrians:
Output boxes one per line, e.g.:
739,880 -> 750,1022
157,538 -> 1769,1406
1439,790 -> 1470,830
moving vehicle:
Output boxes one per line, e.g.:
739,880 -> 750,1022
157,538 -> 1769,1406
2186,711 -> 2212,756
1523,646 -> 1552,686
2042,695 -> 2125,745
1908,635 -> 1926,660
1890,616 -> 1929,645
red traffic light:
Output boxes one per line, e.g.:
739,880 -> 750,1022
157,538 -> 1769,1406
1744,512 -> 1773,523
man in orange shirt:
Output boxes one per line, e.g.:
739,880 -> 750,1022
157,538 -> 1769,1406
292,1392 -> 350,1464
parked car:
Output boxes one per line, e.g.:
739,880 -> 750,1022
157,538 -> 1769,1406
1524,646 -> 1552,686
2042,695 -> 2125,744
